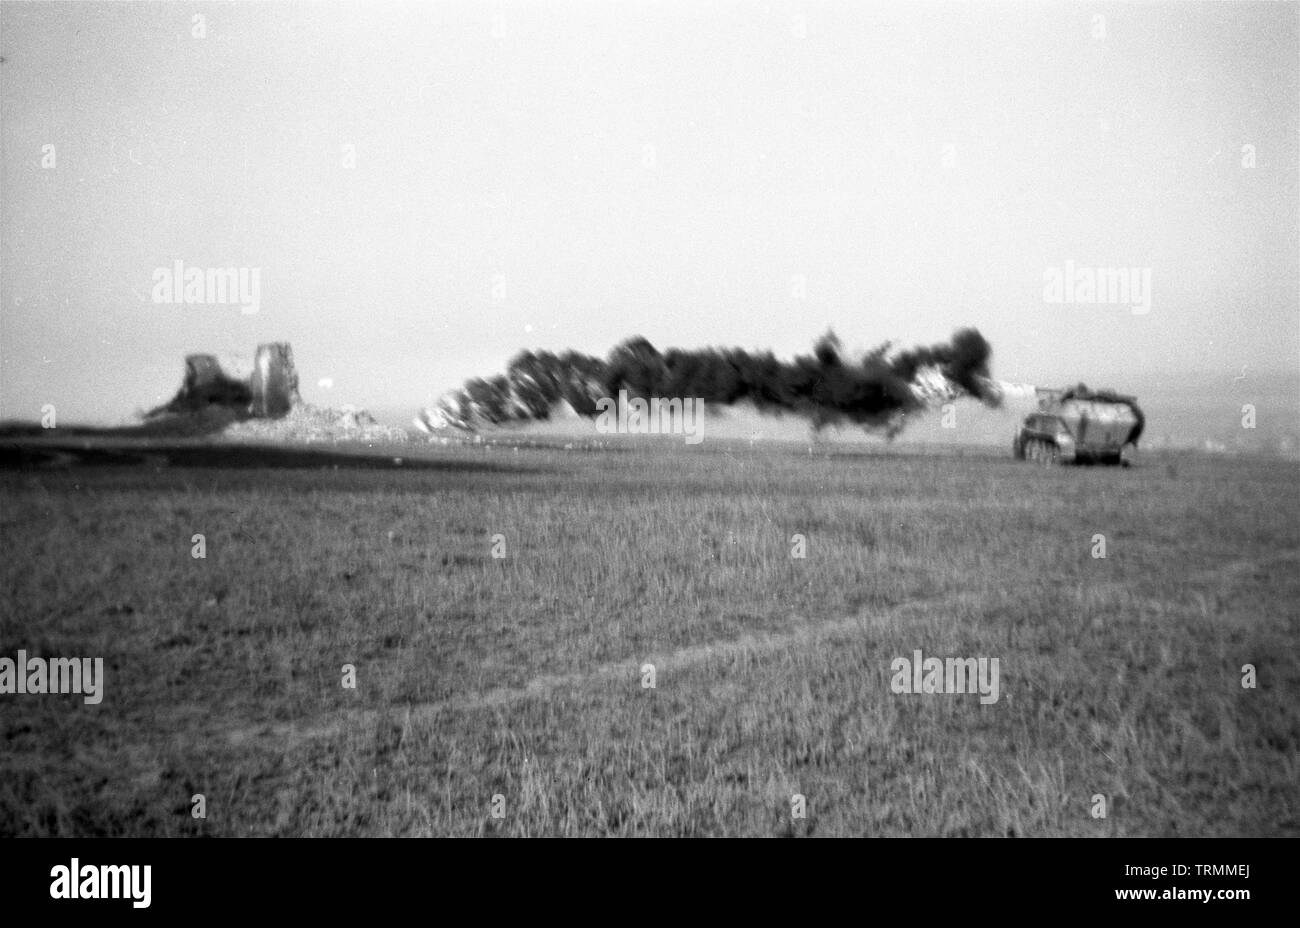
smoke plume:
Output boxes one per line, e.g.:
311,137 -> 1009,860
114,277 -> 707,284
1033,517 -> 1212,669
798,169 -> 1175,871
422,328 -> 1000,436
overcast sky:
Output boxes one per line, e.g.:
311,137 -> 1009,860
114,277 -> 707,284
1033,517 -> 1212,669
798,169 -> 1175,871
2,0 -> 1296,424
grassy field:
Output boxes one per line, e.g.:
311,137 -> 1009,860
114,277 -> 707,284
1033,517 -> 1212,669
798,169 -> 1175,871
1,436 -> 1297,836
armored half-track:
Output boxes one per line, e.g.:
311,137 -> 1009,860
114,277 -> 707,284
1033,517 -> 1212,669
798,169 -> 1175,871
1013,384 -> 1144,466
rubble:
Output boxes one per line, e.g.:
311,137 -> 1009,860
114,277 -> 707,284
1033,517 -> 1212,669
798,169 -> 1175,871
222,403 -> 412,444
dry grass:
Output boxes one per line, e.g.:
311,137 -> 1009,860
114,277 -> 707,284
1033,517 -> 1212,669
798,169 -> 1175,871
1,438 -> 1296,836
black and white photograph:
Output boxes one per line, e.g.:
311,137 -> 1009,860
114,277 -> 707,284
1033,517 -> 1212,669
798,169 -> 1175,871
0,0 -> 1296,886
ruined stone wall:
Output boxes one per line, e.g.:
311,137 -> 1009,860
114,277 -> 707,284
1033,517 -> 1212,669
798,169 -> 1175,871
250,343 -> 300,418
148,342 -> 300,421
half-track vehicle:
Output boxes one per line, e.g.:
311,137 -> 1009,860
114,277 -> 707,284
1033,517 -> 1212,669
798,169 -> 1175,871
1013,384 -> 1143,466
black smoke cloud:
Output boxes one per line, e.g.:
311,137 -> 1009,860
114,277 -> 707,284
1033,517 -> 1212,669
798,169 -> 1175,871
439,328 -> 999,433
